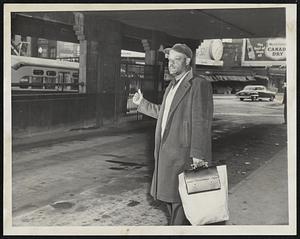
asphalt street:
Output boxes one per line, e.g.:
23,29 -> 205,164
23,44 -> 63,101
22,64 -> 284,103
11,96 -> 287,226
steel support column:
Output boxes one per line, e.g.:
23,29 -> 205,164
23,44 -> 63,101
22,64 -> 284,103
83,16 -> 122,126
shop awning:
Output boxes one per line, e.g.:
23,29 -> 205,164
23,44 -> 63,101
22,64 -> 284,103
253,75 -> 269,80
204,75 -> 257,82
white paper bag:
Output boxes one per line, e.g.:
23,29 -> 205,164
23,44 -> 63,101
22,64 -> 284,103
178,165 -> 229,225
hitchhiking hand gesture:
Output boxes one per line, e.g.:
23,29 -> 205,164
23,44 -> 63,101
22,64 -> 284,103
133,89 -> 143,105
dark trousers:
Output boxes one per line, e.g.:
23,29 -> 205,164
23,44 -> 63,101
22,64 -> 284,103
166,202 -> 190,225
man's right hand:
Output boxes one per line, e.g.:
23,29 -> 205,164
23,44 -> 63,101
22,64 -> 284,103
191,158 -> 208,169
133,89 -> 143,105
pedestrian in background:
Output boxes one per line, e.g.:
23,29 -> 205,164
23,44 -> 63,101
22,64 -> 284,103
283,82 -> 287,124
133,43 -> 213,225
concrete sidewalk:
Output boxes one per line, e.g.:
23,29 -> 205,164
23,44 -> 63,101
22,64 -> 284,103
13,146 -> 289,227
11,113 -> 289,226
228,147 -> 288,225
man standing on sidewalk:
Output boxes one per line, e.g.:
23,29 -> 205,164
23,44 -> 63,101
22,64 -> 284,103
133,43 -> 213,225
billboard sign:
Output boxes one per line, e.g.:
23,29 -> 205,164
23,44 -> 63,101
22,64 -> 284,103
242,38 -> 286,66
196,39 -> 224,66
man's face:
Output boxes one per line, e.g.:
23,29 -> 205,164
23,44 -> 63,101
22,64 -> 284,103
168,50 -> 189,76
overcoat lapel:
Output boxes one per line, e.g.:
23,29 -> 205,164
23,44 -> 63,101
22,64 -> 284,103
154,83 -> 173,158
161,71 -> 193,143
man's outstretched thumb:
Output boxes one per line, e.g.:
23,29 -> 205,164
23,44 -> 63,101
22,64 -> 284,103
138,89 -> 142,95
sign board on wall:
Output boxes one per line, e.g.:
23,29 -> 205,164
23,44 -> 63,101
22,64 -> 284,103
242,38 -> 286,66
57,41 -> 80,58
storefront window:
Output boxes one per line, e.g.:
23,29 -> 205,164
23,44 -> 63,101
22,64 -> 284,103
49,47 -> 56,59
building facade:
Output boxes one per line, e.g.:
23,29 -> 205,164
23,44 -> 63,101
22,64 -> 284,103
195,38 -> 286,94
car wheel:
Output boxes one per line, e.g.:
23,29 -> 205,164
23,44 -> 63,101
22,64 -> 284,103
240,98 -> 244,101
269,96 -> 274,101
251,96 -> 255,101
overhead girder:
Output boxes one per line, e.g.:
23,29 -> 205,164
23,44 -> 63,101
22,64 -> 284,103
11,12 -> 199,51
11,13 -> 79,43
83,8 -> 285,39
11,7 -> 285,51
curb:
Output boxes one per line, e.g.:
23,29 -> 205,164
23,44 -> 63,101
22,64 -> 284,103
13,119 -> 156,151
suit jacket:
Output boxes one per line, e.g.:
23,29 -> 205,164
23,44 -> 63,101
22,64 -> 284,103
137,71 -> 213,203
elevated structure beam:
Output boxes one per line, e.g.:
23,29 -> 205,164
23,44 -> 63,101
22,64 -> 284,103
11,13 -> 78,43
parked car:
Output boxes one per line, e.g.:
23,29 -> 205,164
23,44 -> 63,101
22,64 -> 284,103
235,85 -> 276,101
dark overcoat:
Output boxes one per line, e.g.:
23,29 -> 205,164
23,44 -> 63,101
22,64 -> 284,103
137,71 -> 213,203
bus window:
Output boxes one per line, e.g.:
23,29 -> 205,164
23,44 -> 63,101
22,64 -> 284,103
44,71 -> 57,89
32,69 -> 44,89
44,77 -> 56,89
32,76 -> 43,89
71,72 -> 79,90
58,72 -> 71,91
64,72 -> 71,91
46,71 -> 56,76
58,72 -> 63,91
33,69 -> 44,75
